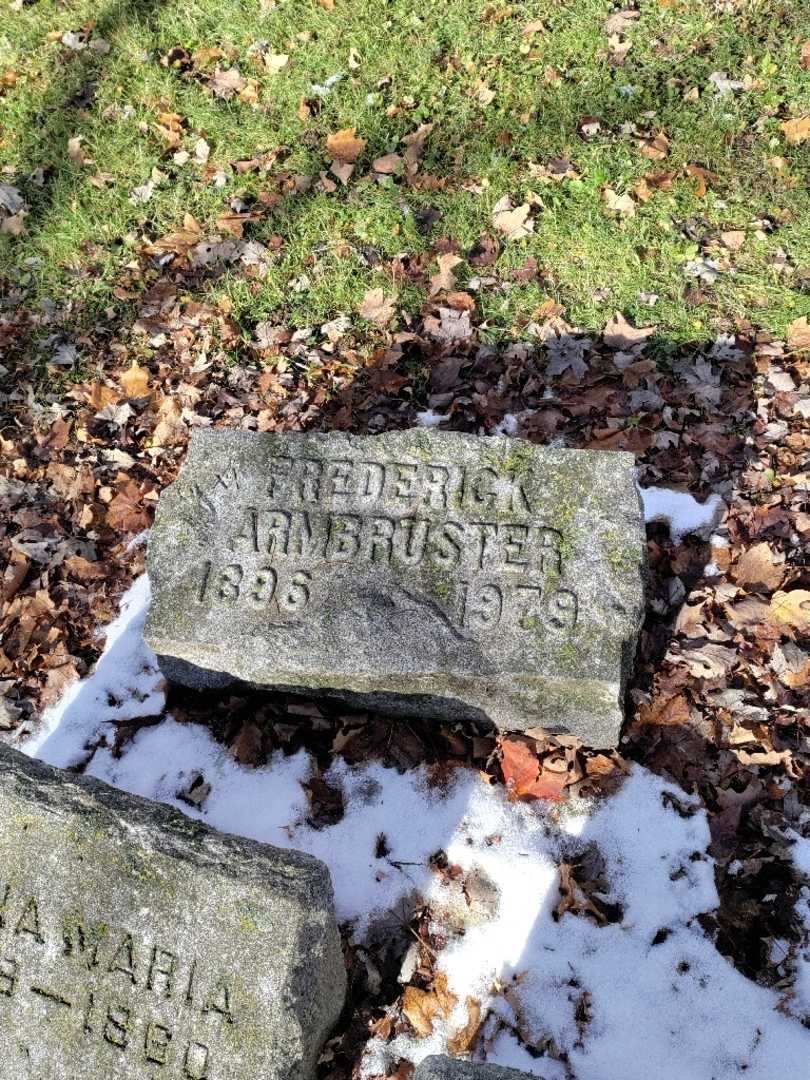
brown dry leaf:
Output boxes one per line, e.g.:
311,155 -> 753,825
492,196 -> 533,239
733,541 -> 785,592
780,116 -> 810,145
501,737 -> 568,801
231,721 -> 264,766
448,998 -> 483,1054
720,230 -> 745,251
401,974 -> 457,1037
685,163 -> 712,197
264,53 -> 289,74
330,159 -> 354,184
602,187 -> 635,218
429,253 -> 462,296
603,311 -> 655,349
770,590 -> 810,633
359,287 -> 395,325
326,127 -> 366,163
119,361 -> 150,398
556,863 -> 606,924
523,19 -> 545,36
637,693 -> 691,727
802,40 -> 810,69
68,136 -> 90,166
318,0 -> 335,8
639,132 -> 669,160
787,316 -> 810,352
0,212 -> 26,236
682,643 -> 738,679
208,67 -> 247,99
372,152 -> 402,174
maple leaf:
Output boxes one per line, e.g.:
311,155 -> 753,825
603,311 -> 655,349
326,127 -> 366,163
602,187 -> 635,218
358,288 -> 395,325
105,479 -> 153,533
119,361 -> 150,398
401,973 -> 457,1036
637,693 -> 691,726
492,196 -> 533,239
429,253 -> 462,296
780,116 -> 810,145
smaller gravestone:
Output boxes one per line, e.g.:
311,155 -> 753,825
0,745 -> 345,1080
146,429 -> 646,746
416,1056 -> 545,1080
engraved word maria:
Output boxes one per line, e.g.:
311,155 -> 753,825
0,886 -> 235,1025
199,456 -> 539,517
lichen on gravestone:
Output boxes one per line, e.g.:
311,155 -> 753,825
146,429 -> 646,747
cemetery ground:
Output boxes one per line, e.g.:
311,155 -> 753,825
1,0 -> 810,1077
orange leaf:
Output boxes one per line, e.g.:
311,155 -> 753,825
119,361 -> 151,398
401,973 -> 457,1036
780,116 -> 810,145
326,127 -> 366,163
448,997 -> 483,1053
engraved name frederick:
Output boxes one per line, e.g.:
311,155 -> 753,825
185,453 -> 580,636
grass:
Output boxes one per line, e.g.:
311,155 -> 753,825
2,0 -> 810,342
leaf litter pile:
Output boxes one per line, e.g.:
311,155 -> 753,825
3,117 -> 810,1078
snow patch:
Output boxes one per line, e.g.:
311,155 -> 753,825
17,578 -> 810,1079
639,485 -> 724,540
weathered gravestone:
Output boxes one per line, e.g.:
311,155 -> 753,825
416,1056 -> 543,1080
146,429 -> 645,747
0,744 -> 345,1080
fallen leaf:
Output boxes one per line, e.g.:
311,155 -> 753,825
639,132 -> 669,160
603,311 -> 655,349
720,230 -> 745,251
802,40 -> 810,70
326,127 -> 366,162
264,53 -> 289,74
358,287 -> 395,325
770,590 -> 810,633
787,316 -> 810,351
402,973 -> 457,1037
68,136 -> 91,166
501,737 -> 568,801
119,361 -> 151,398
372,152 -> 402,174
685,163 -> 713,197
603,9 -> 640,34
602,187 -> 635,218
429,253 -> 462,296
734,542 -> 785,592
492,196 -> 533,239
448,998 -> 483,1054
780,116 -> 810,145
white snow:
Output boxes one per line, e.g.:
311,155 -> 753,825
415,409 -> 449,428
639,485 -> 724,540
17,576 -> 810,1078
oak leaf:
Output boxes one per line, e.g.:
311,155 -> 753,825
492,196 -> 533,239
603,311 -> 655,349
429,253 -> 462,296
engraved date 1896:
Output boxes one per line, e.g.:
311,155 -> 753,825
197,562 -> 312,615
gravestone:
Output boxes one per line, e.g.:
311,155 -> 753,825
0,744 -> 345,1080
146,429 -> 645,747
416,1056 -> 543,1080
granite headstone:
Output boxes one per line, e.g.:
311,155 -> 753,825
146,429 -> 646,746
0,744 -> 345,1079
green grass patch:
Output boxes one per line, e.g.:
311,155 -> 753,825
2,0 -> 809,340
